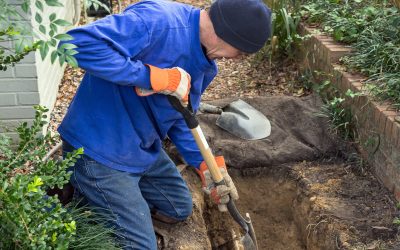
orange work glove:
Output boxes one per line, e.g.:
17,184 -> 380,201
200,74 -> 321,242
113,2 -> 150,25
136,65 -> 191,104
196,156 -> 239,212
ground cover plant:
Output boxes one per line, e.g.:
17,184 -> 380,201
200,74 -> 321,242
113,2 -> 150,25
300,0 -> 400,108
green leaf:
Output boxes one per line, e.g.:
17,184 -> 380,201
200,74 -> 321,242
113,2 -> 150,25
35,13 -> 42,24
76,147 -> 84,154
21,2 -> 30,13
64,220 -> 76,233
50,23 -> 58,34
50,50 -> 58,64
35,1 -> 44,11
53,19 -> 71,26
27,176 -> 44,192
39,42 -> 49,60
66,54 -> 78,68
5,28 -> 20,36
65,49 -> 78,55
39,25 -> 46,34
59,53 -> 66,66
54,33 -> 73,41
60,43 -> 77,50
27,183 -> 38,193
49,13 -> 56,22
45,0 -> 64,7
50,38 -> 57,47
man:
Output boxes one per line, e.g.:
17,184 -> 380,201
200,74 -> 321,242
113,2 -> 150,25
60,0 -> 271,248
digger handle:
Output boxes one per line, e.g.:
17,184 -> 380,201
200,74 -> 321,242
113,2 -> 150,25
190,127 -> 224,183
167,96 -> 224,183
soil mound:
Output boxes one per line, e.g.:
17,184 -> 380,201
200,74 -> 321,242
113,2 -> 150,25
197,95 -> 339,169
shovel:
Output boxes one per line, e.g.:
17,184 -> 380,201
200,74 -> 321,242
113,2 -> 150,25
168,96 -> 258,250
199,99 -> 271,140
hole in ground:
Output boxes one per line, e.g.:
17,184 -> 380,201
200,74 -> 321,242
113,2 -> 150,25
203,161 -> 399,250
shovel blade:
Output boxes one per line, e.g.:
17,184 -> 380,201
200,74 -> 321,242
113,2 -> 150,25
240,233 -> 257,250
216,99 -> 271,140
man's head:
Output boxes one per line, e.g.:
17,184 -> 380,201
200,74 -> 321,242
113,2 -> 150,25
209,0 -> 272,54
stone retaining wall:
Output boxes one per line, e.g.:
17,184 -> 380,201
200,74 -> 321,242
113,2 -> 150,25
298,24 -> 400,201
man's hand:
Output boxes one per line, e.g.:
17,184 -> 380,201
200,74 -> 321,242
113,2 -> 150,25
136,65 -> 191,104
196,156 -> 239,212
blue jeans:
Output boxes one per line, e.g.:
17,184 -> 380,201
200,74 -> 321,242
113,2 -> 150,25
62,141 -> 193,249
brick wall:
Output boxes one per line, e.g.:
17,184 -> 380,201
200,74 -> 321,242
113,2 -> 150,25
0,0 -> 76,140
298,24 -> 400,201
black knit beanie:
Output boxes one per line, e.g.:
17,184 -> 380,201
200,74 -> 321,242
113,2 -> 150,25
209,0 -> 272,54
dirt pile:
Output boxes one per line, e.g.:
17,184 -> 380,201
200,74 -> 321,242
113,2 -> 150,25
197,95 -> 339,169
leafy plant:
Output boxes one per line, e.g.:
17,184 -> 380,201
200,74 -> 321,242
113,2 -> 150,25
342,10 -> 400,107
0,0 -> 78,70
301,0 -> 400,108
317,89 -> 360,140
0,106 -> 120,249
0,106 -> 81,248
253,0 -> 306,64
302,1 -> 381,43
271,7 -> 303,58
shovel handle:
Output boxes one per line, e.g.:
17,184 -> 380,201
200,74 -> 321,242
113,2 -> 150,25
167,96 -> 223,183
190,126 -> 224,183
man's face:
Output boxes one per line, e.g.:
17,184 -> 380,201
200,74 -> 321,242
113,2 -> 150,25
206,37 -> 249,60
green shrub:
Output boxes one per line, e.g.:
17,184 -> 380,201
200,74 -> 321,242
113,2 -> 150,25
0,106 -> 81,248
0,106 -> 121,249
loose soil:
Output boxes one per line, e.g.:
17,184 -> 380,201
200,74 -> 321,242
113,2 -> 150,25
49,0 -> 400,249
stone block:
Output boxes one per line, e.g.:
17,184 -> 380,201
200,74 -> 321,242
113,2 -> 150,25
326,45 -> 352,63
15,64 -> 37,78
382,111 -> 398,142
0,119 -> 32,133
0,79 -> 38,92
0,67 -> 15,78
19,51 -> 36,63
0,106 -> 35,119
18,92 -> 40,105
1,132 -> 19,144
378,107 -> 388,135
393,122 -> 400,149
0,93 -> 17,106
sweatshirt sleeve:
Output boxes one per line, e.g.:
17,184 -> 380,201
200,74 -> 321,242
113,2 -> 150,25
60,10 -> 151,88
167,118 -> 204,169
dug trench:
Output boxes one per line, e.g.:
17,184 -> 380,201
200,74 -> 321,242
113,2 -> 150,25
158,95 -> 400,250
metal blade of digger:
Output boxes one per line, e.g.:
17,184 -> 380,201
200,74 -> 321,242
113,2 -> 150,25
199,99 -> 271,140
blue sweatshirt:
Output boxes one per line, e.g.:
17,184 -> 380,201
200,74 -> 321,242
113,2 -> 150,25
58,0 -> 218,173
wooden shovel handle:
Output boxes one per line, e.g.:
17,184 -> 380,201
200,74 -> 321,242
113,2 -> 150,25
190,126 -> 224,183
166,95 -> 224,183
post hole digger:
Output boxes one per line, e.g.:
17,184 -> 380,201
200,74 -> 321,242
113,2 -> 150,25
168,96 -> 258,250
